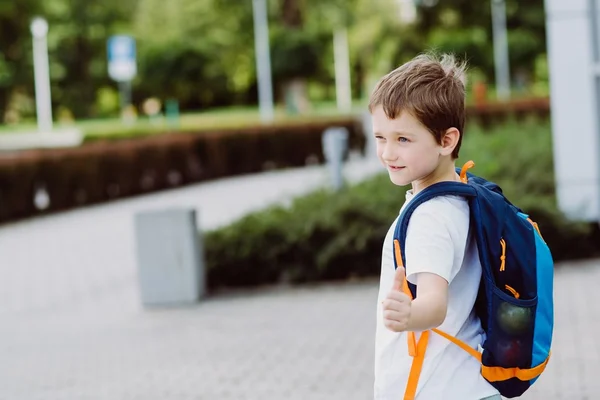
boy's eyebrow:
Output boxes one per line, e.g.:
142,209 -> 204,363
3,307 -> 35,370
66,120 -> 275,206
373,130 -> 414,136
393,131 -> 414,136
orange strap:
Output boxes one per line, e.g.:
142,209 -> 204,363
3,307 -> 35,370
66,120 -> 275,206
403,329 -> 549,399
403,331 -> 430,400
482,352 -> 551,382
433,329 -> 551,381
393,239 -> 432,399
394,240 -> 417,356
431,328 -> 482,361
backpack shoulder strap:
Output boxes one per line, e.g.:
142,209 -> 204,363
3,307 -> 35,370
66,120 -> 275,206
393,181 -> 477,298
392,180 -> 480,400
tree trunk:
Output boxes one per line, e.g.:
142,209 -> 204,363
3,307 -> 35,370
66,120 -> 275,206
279,0 -> 309,114
281,0 -> 304,28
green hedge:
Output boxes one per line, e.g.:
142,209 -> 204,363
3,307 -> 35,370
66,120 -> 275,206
203,118 -> 600,292
0,117 -> 365,224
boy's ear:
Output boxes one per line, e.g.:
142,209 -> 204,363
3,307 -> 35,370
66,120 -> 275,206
440,128 -> 460,156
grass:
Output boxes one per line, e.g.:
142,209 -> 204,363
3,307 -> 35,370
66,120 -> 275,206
0,100 -> 369,141
0,87 -> 549,141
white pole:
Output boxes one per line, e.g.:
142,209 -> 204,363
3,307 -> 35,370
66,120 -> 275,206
30,17 -> 53,133
491,0 -> 511,101
252,0 -> 274,123
334,28 -> 352,113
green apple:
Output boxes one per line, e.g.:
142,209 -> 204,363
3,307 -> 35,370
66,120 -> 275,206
496,302 -> 533,335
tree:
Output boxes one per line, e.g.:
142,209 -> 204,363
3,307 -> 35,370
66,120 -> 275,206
0,0 -> 550,122
45,0 -> 138,118
415,0 -> 547,88
0,0 -> 44,123
133,0 -> 258,109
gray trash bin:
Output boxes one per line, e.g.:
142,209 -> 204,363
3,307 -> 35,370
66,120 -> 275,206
134,208 -> 205,306
322,127 -> 349,191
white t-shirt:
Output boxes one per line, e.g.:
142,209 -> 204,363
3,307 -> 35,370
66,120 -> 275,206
374,191 -> 499,400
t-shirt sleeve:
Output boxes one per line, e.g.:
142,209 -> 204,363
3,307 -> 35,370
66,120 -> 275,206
404,200 -> 456,285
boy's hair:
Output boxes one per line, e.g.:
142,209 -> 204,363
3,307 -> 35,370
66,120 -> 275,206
368,53 -> 467,159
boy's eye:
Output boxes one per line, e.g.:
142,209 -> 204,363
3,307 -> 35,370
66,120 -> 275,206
398,137 -> 409,143
375,135 -> 385,140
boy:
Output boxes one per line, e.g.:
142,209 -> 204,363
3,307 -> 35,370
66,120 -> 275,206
370,53 -> 501,400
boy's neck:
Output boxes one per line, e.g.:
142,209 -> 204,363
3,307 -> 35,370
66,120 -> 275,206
411,160 -> 460,195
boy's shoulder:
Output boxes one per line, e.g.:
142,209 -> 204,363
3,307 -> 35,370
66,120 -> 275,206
405,193 -> 469,221
402,194 -> 471,240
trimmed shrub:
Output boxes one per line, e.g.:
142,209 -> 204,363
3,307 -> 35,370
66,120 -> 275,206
0,117 -> 365,223
203,118 -> 600,292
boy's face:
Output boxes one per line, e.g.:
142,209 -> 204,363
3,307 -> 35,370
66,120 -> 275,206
371,106 -> 442,188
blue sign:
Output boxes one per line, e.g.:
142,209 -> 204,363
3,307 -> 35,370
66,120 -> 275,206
107,35 -> 137,82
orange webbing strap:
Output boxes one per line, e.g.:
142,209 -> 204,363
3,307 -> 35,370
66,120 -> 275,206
431,328 -> 482,362
434,328 -> 551,382
402,329 -> 483,399
393,239 -> 417,356
482,352 -> 550,382
393,239 -> 429,400
428,331 -> 549,382
403,331 -> 430,400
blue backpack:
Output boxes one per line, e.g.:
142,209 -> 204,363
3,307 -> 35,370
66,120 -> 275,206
392,161 -> 554,399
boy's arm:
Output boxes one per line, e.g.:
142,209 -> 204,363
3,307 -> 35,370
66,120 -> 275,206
405,272 -> 448,331
382,269 -> 448,333
382,198 -> 462,333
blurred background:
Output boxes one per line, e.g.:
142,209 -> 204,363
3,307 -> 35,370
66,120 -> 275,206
0,0 -> 548,128
0,0 -> 598,399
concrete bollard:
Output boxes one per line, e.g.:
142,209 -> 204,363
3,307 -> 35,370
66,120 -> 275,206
362,111 -> 376,159
322,127 -> 349,191
134,208 -> 205,307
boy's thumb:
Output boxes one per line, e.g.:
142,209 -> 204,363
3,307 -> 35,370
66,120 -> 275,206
392,265 -> 406,292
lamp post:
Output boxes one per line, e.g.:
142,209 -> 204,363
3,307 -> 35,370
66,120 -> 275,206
252,0 -> 274,123
334,28 -> 352,113
491,0 -> 511,100
30,17 -> 53,133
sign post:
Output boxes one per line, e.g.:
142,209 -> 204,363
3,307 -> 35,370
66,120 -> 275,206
30,17 -> 53,133
107,35 -> 137,122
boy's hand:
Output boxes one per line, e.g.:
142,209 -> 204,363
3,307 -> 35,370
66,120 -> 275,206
382,265 -> 412,333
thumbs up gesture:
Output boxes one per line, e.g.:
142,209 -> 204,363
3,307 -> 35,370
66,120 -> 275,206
382,266 -> 412,333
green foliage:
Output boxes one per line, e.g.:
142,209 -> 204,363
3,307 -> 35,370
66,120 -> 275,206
204,120 -> 600,291
95,86 -> 120,117
45,0 -> 137,117
0,0 -> 550,122
204,174 -> 405,289
271,29 -> 325,80
0,0 -> 44,117
0,54 -> 13,88
138,44 -> 230,108
133,0 -> 256,108
459,118 -> 556,205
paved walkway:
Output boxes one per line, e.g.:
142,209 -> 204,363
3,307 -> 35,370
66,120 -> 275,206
0,158 -> 597,399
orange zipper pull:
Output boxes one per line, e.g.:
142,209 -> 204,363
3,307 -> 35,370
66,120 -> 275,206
460,160 -> 475,183
499,239 -> 506,271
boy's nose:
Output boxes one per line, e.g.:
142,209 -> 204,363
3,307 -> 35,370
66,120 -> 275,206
381,145 -> 398,162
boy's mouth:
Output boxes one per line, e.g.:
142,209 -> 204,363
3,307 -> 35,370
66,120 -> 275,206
387,165 -> 405,171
